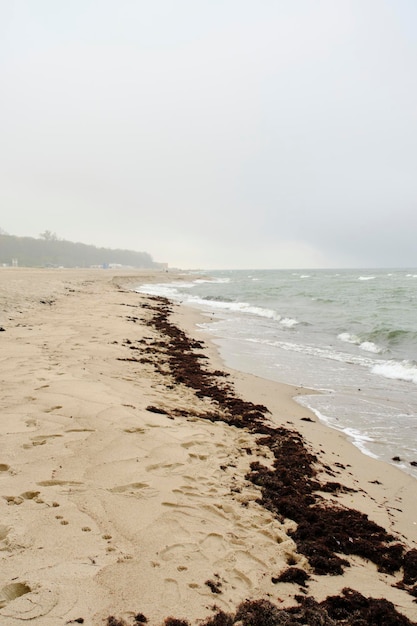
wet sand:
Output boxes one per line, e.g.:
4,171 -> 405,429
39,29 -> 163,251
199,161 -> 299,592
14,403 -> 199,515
0,268 -> 416,625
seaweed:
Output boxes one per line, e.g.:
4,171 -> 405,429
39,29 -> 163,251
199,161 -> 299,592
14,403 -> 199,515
128,297 -> 408,578
107,589 -> 417,626
272,567 -> 310,587
112,295 -> 417,624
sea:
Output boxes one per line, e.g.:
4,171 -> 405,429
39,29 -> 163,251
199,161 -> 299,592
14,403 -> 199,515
137,269 -> 417,480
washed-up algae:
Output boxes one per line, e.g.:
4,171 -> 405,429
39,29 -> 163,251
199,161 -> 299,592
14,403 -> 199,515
106,295 -> 417,625
106,590 -> 416,626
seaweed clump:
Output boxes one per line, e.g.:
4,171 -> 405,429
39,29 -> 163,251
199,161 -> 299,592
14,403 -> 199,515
396,548 -> 417,599
106,588 -> 417,625
272,567 -> 310,587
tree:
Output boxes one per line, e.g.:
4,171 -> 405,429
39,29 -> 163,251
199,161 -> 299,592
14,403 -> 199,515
39,230 -> 58,241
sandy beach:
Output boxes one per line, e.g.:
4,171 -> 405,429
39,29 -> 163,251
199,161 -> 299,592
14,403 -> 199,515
0,268 -> 416,625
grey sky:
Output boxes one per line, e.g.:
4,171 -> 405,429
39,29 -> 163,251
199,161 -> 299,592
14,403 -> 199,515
1,0 -> 416,269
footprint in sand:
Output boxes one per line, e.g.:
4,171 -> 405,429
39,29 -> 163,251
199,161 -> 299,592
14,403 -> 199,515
123,427 -> 146,434
173,485 -> 201,497
3,496 -> 24,505
163,578 -> 181,604
0,464 -> 10,474
181,440 -> 229,460
230,568 -> 253,590
188,453 -> 209,461
37,479 -> 83,486
180,442 -> 210,461
22,440 -> 46,449
33,434 -> 62,441
65,428 -> 95,433
109,483 -> 158,498
0,583 -> 31,609
44,406 -> 63,413
199,533 -> 228,558
0,525 -> 10,550
20,490 -> 41,500
23,434 -> 63,449
3,491 -> 43,506
36,480 -> 84,495
0,583 -> 59,618
146,462 -> 183,476
160,542 -> 197,562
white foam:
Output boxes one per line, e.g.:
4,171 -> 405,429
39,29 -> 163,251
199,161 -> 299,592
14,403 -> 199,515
358,276 -> 375,281
243,305 -> 282,320
372,360 -> 417,384
186,292 -> 289,324
298,398 -> 379,459
359,341 -> 382,354
194,277 -> 230,284
338,333 -> 383,354
138,281 -> 293,324
338,332 -> 360,345
342,427 -> 379,458
136,282 -> 190,299
249,338 -> 376,368
280,317 -> 299,328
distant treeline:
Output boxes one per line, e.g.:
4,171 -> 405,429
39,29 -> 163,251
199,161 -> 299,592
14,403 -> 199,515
0,233 -> 160,269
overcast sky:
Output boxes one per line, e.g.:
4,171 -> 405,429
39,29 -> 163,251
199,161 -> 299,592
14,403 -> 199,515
1,1 -> 416,269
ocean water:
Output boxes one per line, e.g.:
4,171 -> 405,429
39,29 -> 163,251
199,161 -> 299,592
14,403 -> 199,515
137,269 -> 417,479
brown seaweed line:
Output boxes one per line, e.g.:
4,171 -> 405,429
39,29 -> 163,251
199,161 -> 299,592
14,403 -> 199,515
106,295 -> 417,625
106,588 -> 417,626
138,296 -> 416,585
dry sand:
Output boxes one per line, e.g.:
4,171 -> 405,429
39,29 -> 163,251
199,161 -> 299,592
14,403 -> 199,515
0,268 -> 416,625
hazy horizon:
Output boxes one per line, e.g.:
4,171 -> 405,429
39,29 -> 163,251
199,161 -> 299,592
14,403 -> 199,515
1,1 -> 416,270
2,228 -> 417,271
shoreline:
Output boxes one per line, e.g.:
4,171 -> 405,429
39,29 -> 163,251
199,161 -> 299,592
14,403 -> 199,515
0,269 -> 416,625
194,323 -> 417,484
170,284 -> 417,493
140,269 -> 417,482
171,295 -> 417,583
